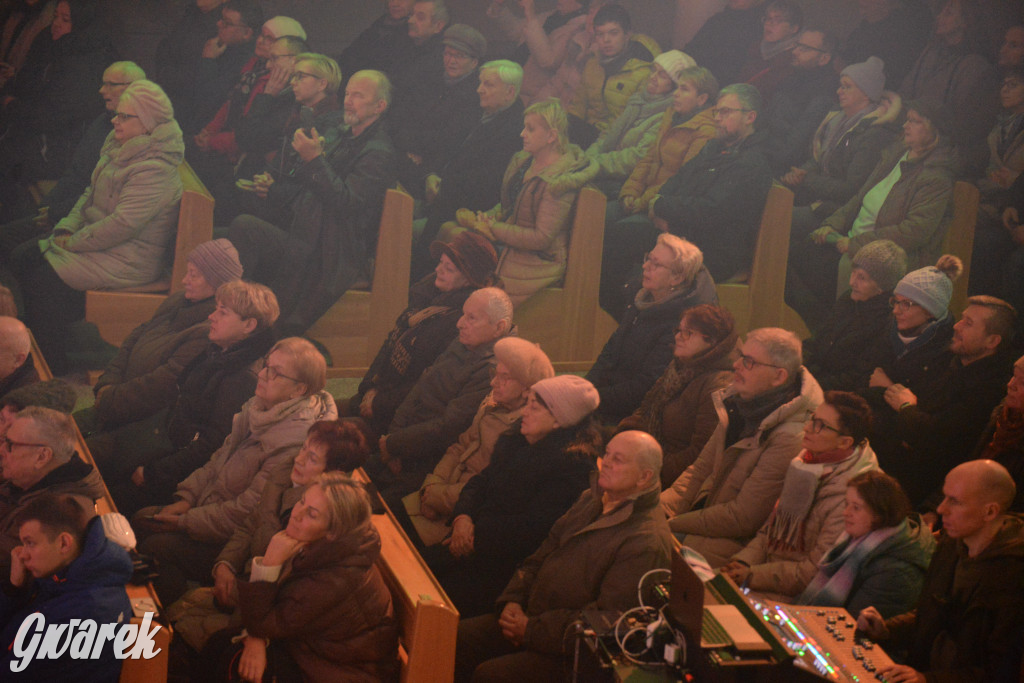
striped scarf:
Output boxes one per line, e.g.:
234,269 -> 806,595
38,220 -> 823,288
797,520 -> 904,607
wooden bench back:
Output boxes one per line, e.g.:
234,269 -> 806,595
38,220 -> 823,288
351,470 -> 459,683
513,186 -> 609,363
169,162 -> 215,293
716,184 -> 794,335
942,180 -> 980,316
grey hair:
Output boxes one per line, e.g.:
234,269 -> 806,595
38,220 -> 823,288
656,233 -> 703,286
350,69 -> 393,107
17,406 -> 77,464
106,61 -> 146,82
418,0 -> 449,26
480,59 -> 523,98
718,82 -> 762,114
476,286 -> 514,325
746,327 -> 802,377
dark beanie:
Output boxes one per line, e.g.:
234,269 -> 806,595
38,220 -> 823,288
430,232 -> 498,288
1,380 -> 78,414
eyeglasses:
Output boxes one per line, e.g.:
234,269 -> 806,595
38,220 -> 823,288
101,81 -> 130,88
0,436 -> 47,451
737,353 -> 783,371
255,356 -> 302,383
889,296 -> 921,312
675,327 -> 711,343
443,48 -> 472,61
290,71 -> 318,82
488,366 -> 517,384
712,106 -> 751,118
792,42 -> 827,53
112,112 -> 139,121
642,252 -> 671,270
807,416 -> 844,435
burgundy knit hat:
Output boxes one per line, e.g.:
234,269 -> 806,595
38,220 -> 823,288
430,232 -> 498,288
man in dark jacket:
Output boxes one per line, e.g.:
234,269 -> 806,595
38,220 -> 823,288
335,0 -> 416,86
0,494 -> 132,681
374,287 -> 514,497
227,69 -> 398,335
410,58 -> 526,280
858,459 -> 1024,682
0,317 -> 37,401
455,430 -> 673,682
876,296 -> 1016,507
185,0 -> 262,133
0,407 -> 106,576
388,0 -> 448,135
685,0 -> 767,85
390,23 -> 484,197
760,29 -> 839,174
600,83 -> 772,315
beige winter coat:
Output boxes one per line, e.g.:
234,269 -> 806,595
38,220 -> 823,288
402,393 -> 523,545
487,145 -> 599,304
173,390 -> 337,543
44,120 -> 184,291
660,368 -> 824,567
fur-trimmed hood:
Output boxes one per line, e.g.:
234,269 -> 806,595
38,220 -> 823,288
503,143 -> 600,197
811,91 -> 903,163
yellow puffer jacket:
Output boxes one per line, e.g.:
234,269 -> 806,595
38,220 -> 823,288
569,34 -> 660,131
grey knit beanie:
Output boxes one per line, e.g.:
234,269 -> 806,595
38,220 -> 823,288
493,338 -> 554,388
841,56 -> 886,102
851,240 -> 907,292
187,239 -> 244,291
532,375 -> 599,427
893,255 -> 963,319
120,79 -> 174,132
654,50 -> 698,85
1,380 -> 78,414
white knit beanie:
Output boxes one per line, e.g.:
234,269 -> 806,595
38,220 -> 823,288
120,79 -> 174,132
654,50 -> 698,85
264,16 -> 306,40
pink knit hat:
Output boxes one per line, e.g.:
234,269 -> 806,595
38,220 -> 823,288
532,375 -> 599,427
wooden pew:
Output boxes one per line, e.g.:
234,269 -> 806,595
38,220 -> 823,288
716,184 -> 795,336
351,469 -> 459,683
942,180 -> 980,316
307,188 -> 415,376
513,187 -> 615,365
85,162 -> 215,346
30,338 -> 171,683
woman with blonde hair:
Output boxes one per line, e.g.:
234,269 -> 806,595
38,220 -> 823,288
450,98 -> 598,304
202,471 -> 397,681
587,234 -> 718,424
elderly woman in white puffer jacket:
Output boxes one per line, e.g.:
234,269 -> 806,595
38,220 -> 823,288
10,78 -> 184,373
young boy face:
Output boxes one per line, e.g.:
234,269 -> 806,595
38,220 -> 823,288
17,521 -> 71,578
594,21 -> 629,58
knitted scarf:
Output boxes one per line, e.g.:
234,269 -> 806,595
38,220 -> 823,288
797,520 -> 904,607
635,331 -> 738,438
764,447 -> 860,553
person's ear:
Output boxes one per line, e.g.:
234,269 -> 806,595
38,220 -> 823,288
696,92 -> 709,108
772,367 -> 789,388
745,110 -> 758,128
57,531 -> 76,557
242,317 -> 259,336
12,352 -> 27,367
241,27 -> 253,42
838,434 -> 855,450
984,333 -> 1002,354
637,468 -> 655,490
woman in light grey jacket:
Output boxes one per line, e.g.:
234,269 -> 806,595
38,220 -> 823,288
11,78 -> 184,372
133,337 -> 338,605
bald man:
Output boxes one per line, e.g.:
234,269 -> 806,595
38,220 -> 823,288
857,460 -> 1024,682
0,317 -> 37,399
456,430 -> 673,682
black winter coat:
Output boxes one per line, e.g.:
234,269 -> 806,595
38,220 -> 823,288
762,65 -> 839,175
587,268 -> 718,423
804,291 -> 894,392
652,131 -> 773,282
353,276 -> 474,436
263,117 -> 397,334
145,327 -> 276,493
